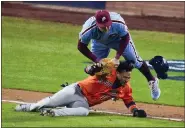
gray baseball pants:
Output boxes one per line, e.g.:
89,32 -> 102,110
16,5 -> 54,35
29,83 -> 89,116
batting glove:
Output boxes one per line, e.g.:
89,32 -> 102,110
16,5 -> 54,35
133,108 -> 147,118
85,63 -> 103,76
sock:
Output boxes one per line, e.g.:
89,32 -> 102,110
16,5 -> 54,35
139,61 -> 155,81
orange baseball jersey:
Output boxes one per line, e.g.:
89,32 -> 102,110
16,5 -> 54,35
78,70 -> 137,112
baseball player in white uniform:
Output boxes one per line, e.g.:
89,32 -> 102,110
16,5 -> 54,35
77,10 -> 160,100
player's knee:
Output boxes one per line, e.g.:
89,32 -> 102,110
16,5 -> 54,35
134,60 -> 143,69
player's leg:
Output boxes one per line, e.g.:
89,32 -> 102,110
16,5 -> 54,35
15,83 -> 87,112
41,107 -> 89,117
40,85 -> 89,116
42,101 -> 89,116
91,40 -> 110,59
122,40 -> 160,100
122,40 -> 143,68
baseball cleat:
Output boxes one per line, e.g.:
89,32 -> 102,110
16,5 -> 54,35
149,77 -> 161,100
15,104 -> 31,112
40,108 -> 55,117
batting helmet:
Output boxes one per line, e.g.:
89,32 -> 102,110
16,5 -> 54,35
149,56 -> 169,79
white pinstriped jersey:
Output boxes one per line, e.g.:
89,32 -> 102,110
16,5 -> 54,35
79,12 -> 129,46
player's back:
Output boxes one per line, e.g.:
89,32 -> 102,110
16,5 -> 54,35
77,72 -> 132,106
80,12 -> 125,33
77,74 -> 115,106
79,11 -> 128,45
109,12 -> 125,23
82,12 -> 125,27
79,16 -> 96,35
78,73 -> 116,95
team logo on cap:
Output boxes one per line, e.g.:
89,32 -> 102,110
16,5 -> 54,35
102,17 -> 106,22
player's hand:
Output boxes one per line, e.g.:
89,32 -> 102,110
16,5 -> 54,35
133,109 -> 147,118
111,58 -> 120,68
86,63 -> 103,75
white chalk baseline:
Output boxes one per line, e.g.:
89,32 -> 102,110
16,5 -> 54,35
2,99 -> 184,122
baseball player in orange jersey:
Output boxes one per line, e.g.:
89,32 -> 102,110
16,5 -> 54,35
15,59 -> 147,117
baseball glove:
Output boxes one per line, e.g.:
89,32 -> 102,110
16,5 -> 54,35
95,58 -> 116,77
85,58 -> 116,80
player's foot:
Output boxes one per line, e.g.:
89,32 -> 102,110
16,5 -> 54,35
15,104 -> 31,112
149,77 -> 161,100
40,108 -> 55,117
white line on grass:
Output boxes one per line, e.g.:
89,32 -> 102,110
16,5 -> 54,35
2,99 -> 184,122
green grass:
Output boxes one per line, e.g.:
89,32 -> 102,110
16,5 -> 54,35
131,70 -> 184,106
2,16 -> 184,106
2,103 -> 184,127
130,30 -> 184,59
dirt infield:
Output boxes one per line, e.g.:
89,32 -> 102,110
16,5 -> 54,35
2,2 -> 184,121
2,88 -> 184,120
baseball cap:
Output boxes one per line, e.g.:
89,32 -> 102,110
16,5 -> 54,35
95,10 -> 112,28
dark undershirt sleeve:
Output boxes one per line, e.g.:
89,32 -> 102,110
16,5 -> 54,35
115,33 -> 130,59
77,40 -> 98,62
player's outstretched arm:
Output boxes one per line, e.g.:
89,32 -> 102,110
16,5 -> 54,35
122,85 -> 147,118
124,99 -> 147,118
